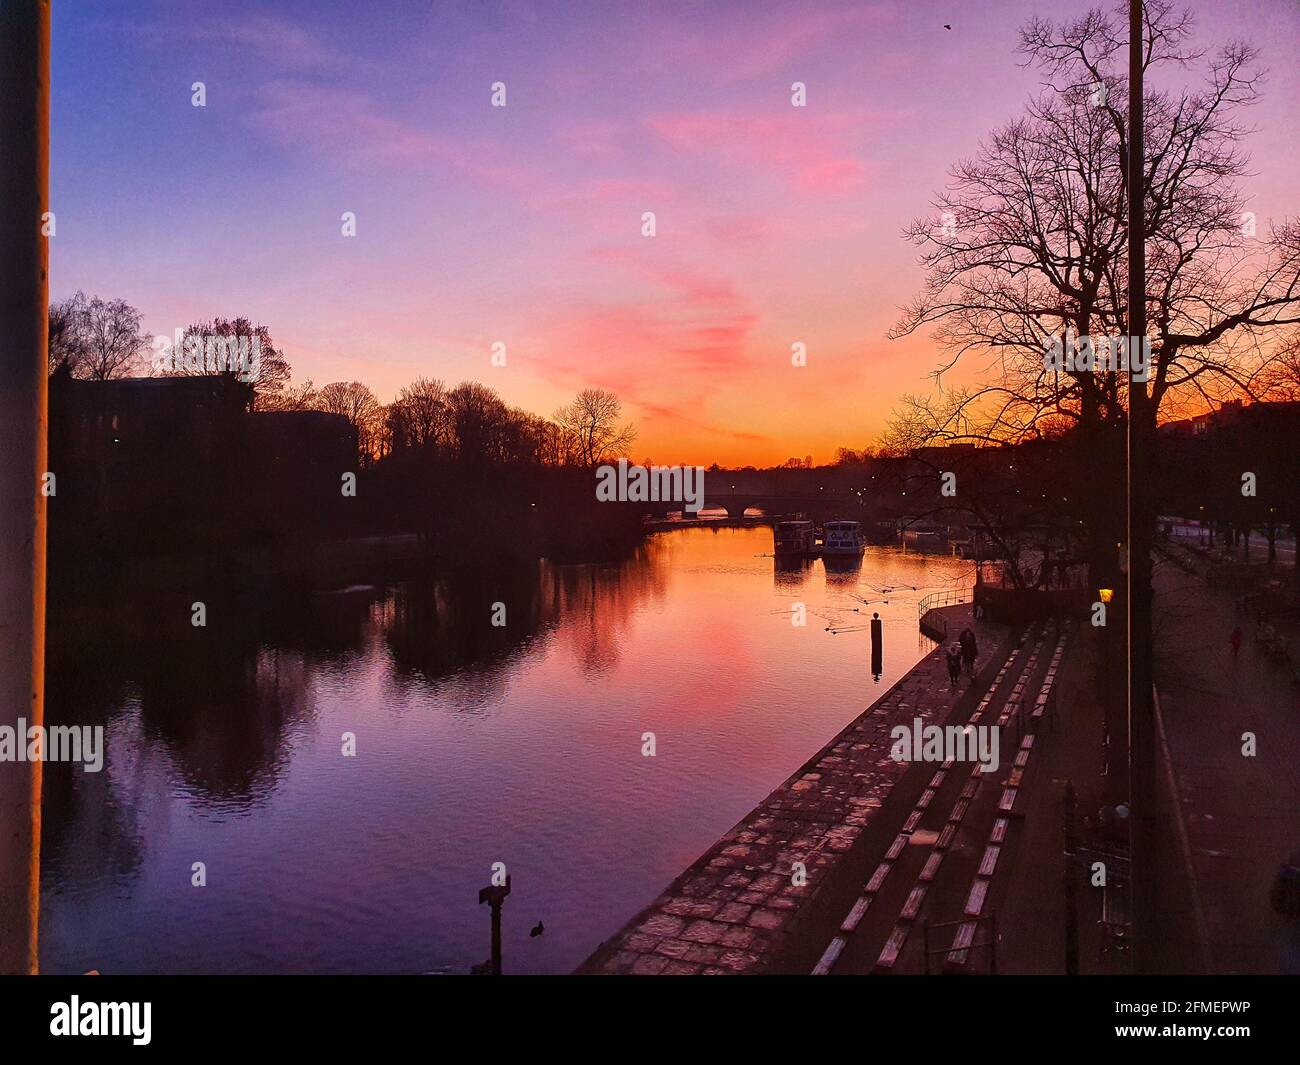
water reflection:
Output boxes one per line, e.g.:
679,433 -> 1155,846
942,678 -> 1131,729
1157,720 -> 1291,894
773,556 -> 815,587
40,528 -> 969,974
821,554 -> 864,585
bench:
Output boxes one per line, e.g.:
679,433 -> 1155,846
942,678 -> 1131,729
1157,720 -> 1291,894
812,934 -> 847,975
840,895 -> 871,934
945,920 -> 977,967
866,861 -> 892,894
901,885 -> 927,920
919,852 -> 943,883
877,924 -> 909,968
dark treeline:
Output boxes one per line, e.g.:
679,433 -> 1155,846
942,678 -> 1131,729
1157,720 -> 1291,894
44,295 -> 646,582
827,402 -> 1300,597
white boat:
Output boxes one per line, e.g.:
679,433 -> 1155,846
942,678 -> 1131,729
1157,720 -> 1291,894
821,520 -> 866,555
774,519 -> 816,555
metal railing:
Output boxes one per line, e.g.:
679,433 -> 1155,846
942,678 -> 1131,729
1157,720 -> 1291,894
917,587 -> 972,620
917,588 -> 972,642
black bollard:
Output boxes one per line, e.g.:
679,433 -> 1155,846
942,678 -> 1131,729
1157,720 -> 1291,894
870,612 -> 883,682
478,875 -> 511,975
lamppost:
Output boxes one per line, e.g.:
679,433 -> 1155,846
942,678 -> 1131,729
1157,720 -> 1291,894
0,0 -> 50,977
1126,0 -> 1158,976
477,875 -> 511,976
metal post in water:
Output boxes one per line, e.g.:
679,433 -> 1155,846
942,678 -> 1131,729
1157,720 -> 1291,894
870,611 -> 883,681
478,875 -> 511,975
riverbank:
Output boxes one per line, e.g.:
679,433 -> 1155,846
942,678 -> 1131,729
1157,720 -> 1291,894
577,603 -> 1014,974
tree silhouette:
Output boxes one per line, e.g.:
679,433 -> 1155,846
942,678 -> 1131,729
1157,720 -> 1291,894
47,290 -> 148,380
554,388 -> 636,467
891,1 -> 1300,438
164,317 -> 293,409
312,381 -> 384,464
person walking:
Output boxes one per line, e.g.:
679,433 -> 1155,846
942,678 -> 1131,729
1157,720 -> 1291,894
945,643 -> 962,689
959,628 -> 978,677
1230,626 -> 1243,659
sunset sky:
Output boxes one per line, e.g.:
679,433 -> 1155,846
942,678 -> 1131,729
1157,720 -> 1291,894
50,0 -> 1299,466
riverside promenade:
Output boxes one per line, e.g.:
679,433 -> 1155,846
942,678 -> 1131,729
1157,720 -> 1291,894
578,604 -> 1014,975
1152,541 -> 1300,973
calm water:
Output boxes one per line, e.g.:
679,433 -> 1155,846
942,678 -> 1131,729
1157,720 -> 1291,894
40,526 -> 970,974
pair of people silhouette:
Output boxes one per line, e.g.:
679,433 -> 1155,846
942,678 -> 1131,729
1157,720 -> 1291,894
946,628 -> 978,687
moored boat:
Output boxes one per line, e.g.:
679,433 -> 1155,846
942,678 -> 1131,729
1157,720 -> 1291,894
774,519 -> 816,556
821,519 -> 865,555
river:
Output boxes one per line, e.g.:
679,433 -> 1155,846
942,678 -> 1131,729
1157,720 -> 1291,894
39,525 -> 971,974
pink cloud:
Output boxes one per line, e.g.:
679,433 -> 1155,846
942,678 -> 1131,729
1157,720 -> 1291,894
553,119 -> 634,161
645,109 -> 869,194
706,215 -> 776,245
635,401 -> 770,445
524,176 -> 679,217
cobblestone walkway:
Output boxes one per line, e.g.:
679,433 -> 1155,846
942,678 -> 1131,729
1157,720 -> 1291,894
579,605 -> 1010,974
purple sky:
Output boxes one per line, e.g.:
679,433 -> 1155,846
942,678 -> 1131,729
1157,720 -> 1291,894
50,0 -> 1300,464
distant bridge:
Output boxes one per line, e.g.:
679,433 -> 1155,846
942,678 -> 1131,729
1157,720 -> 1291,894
640,491 -> 864,521
622,465 -> 908,520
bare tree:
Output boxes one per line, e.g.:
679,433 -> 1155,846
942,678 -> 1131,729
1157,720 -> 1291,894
48,290 -> 148,380
445,381 -> 511,464
260,378 -> 317,412
47,293 -> 86,375
1257,328 -> 1300,402
313,381 -> 383,464
834,446 -> 879,465
891,1 -> 1300,439
554,388 -> 636,467
531,414 -> 575,467
888,1 -> 1300,596
162,317 -> 293,409
392,376 -> 449,451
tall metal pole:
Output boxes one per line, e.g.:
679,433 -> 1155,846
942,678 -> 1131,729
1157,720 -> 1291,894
478,875 -> 510,976
1127,0 -> 1157,974
1063,780 -> 1079,975
0,0 -> 51,976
